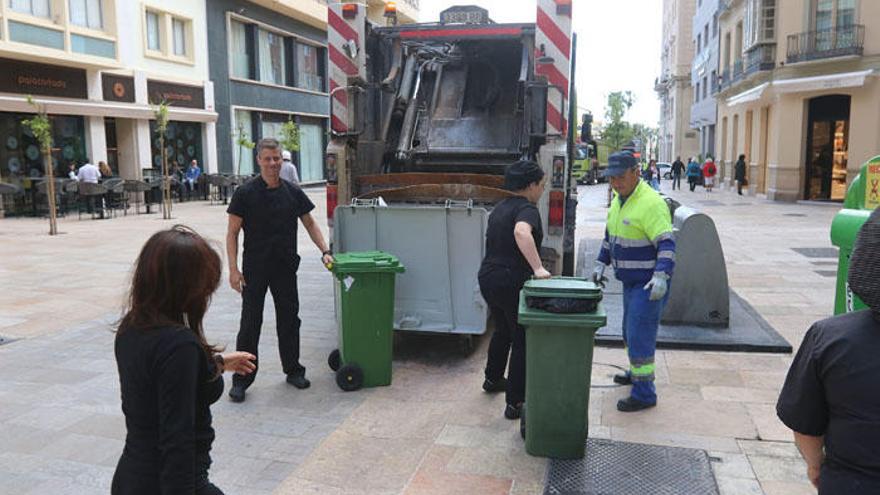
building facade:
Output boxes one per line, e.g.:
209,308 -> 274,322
716,0 -> 880,201
657,0 -> 700,163
691,0 -> 721,159
0,0 -> 216,186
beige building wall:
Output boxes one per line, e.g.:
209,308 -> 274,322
716,0 -> 880,201
657,0 -> 700,162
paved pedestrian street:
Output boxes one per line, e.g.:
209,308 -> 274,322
0,181 -> 838,494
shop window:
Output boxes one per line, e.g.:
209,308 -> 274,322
69,0 -> 103,30
0,112 -> 86,185
298,119 -> 325,183
295,42 -> 324,92
172,18 -> 186,56
230,20 -> 251,79
259,28 -> 286,85
9,0 -> 50,18
149,120 -> 202,176
232,110 -> 255,175
146,11 -> 161,51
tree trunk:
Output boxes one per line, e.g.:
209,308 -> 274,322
43,149 -> 58,235
161,135 -> 170,220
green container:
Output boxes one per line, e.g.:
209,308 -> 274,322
830,156 -> 879,315
330,251 -> 404,390
518,277 -> 606,459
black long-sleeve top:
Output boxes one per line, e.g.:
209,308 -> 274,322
113,325 -> 224,495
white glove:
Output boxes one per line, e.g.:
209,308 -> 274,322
591,261 -> 608,287
644,272 -> 669,301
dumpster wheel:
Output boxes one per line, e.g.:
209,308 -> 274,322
328,349 -> 341,372
336,364 -> 364,392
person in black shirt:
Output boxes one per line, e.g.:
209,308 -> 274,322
478,160 -> 551,420
671,156 -> 684,191
113,226 -> 256,495
226,138 -> 334,402
777,208 -> 880,493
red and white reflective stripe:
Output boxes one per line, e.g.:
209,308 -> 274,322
327,4 -> 366,134
535,0 -> 572,136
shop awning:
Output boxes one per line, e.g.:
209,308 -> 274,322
726,82 -> 770,106
0,94 -> 217,123
772,69 -> 876,94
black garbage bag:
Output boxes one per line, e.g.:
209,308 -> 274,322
525,295 -> 601,314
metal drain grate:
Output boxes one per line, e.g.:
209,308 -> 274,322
545,438 -> 718,495
792,247 -> 838,259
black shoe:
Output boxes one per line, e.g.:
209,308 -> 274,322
228,385 -> 246,403
482,377 -> 507,393
616,397 -> 656,412
613,373 -> 632,386
286,373 -> 311,389
504,403 -> 523,420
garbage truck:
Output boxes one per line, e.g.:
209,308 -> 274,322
324,1 -> 576,341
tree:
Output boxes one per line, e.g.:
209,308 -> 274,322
279,118 -> 300,155
234,123 -> 255,176
632,124 -> 659,161
153,100 -> 172,219
22,96 -> 58,235
601,91 -> 634,151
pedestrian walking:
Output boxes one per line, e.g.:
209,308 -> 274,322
592,151 -> 675,412
777,209 -> 880,493
702,156 -> 717,193
671,156 -> 684,191
225,138 -> 334,403
280,150 -> 300,185
112,226 -> 256,495
648,160 -> 660,191
686,158 -> 701,192
478,160 -> 551,420
734,154 -> 747,196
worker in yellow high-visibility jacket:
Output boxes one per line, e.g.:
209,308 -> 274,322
593,151 -> 675,412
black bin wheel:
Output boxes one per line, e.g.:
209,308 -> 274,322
328,349 -> 341,372
336,363 -> 364,392
520,405 -> 526,440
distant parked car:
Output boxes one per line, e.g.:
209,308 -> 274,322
657,162 -> 672,179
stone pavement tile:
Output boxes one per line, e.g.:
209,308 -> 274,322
602,393 -> 758,440
510,479 -> 544,495
608,426 -> 741,453
445,443 -> 546,486
0,425 -> 62,455
287,429 -> 433,493
435,424 -> 522,450
402,445 -> 512,495
716,477 -> 765,495
272,477 -> 387,495
739,370 -> 787,391
655,383 -> 704,401
760,480 -> 817,495
25,477 -> 110,495
667,367 -> 746,387
664,351 -> 789,372
7,405 -> 95,431
749,454 -> 810,483
709,451 -> 757,479
700,386 -> 780,404
0,452 -> 114,492
339,397 -> 455,440
737,439 -> 801,458
36,432 -> 123,467
63,412 -> 126,441
209,455 -> 275,488
746,403 -> 793,442
0,471 -> 51,494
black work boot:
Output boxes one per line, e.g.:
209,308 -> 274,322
616,397 -> 656,412
613,373 -> 632,385
228,385 -> 246,403
286,372 -> 311,389
504,403 -> 523,420
482,377 -> 507,393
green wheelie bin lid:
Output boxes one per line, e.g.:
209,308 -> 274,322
331,251 -> 405,278
518,277 -> 607,328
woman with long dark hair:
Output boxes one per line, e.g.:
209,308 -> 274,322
112,226 -> 255,495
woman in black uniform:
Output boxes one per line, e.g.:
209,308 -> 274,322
479,160 -> 551,420
112,226 -> 256,494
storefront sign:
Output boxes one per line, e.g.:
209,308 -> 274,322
147,80 -> 205,109
866,163 -> 880,210
0,58 -> 87,99
102,74 -> 135,103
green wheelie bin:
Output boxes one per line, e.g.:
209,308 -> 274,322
328,251 -> 404,391
518,277 -> 606,459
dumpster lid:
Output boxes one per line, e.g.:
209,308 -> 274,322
521,277 -> 603,300
518,293 -> 607,328
332,251 -> 405,274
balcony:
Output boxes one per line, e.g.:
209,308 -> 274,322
786,24 -> 864,64
720,60 -> 744,90
745,43 -> 776,75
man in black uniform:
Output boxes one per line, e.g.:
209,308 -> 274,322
671,156 -> 684,191
777,208 -> 880,493
225,138 -> 333,402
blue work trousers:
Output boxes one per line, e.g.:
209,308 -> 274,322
621,281 -> 669,404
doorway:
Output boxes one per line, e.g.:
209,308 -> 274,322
804,94 -> 850,201
105,118 -> 119,176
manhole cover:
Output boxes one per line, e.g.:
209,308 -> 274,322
792,247 -> 838,258
545,438 -> 718,495
815,270 -> 837,278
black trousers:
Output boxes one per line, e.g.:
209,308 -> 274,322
479,267 -> 526,406
672,174 -> 681,190
233,259 -> 304,389
689,179 -> 697,192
